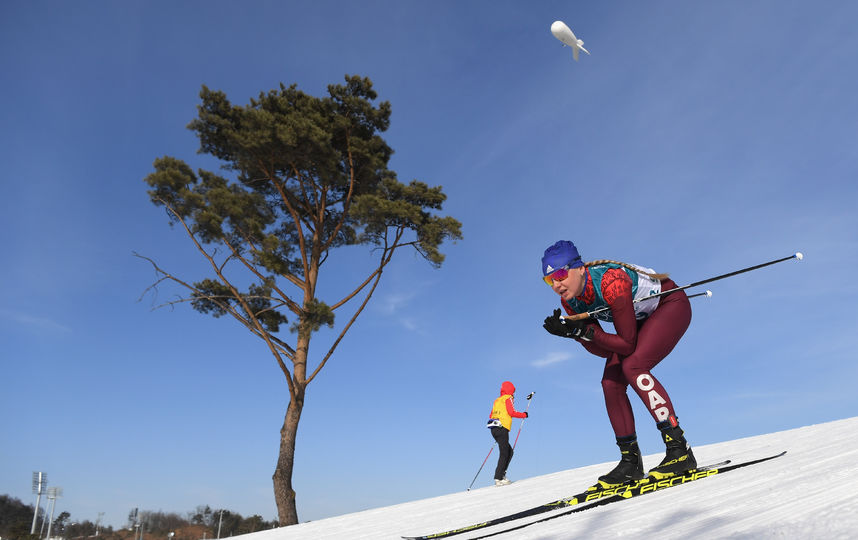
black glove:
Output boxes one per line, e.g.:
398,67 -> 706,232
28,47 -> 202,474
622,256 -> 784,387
543,308 -> 593,341
524,412 -> 529,418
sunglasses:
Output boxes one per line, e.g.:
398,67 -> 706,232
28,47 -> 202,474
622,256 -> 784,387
542,259 -> 581,286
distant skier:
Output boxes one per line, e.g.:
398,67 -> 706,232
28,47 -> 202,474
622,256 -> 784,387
540,240 -> 696,487
487,381 -> 529,486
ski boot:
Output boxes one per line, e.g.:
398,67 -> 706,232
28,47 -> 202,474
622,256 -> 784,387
494,476 -> 512,486
592,435 -> 645,490
648,421 -> 696,480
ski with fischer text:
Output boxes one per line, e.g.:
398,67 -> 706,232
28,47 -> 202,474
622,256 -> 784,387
403,451 -> 785,540
465,451 -> 787,540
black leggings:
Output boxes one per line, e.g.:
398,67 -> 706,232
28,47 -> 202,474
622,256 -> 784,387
490,426 -> 513,480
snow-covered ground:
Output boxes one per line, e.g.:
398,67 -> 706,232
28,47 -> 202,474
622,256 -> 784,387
239,416 -> 858,539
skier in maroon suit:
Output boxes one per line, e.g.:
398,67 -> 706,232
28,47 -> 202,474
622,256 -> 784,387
541,240 -> 696,487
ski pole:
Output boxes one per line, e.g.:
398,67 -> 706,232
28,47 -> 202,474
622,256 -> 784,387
564,252 -> 802,321
467,445 -> 495,491
512,392 -> 535,450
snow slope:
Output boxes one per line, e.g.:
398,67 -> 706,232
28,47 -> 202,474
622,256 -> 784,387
239,416 -> 858,539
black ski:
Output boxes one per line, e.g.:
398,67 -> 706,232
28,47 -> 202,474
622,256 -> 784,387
402,457 -> 737,539
468,451 -> 787,539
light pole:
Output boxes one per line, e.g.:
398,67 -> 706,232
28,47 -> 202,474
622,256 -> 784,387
44,486 -> 63,540
31,472 -> 48,534
129,507 -> 138,531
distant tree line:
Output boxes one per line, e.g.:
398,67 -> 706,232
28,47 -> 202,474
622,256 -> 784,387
0,496 -> 277,540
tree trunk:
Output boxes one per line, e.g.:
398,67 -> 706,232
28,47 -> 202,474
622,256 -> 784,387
273,386 -> 304,525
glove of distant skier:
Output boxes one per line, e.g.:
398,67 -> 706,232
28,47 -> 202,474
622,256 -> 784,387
543,308 -> 593,341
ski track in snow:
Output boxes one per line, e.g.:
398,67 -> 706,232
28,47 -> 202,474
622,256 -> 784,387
235,417 -> 858,539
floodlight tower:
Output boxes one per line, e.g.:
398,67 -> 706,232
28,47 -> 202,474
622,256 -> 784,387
44,486 -> 63,540
31,472 -> 48,534
130,508 -> 140,540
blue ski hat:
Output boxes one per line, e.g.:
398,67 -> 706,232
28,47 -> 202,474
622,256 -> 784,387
542,240 -> 584,276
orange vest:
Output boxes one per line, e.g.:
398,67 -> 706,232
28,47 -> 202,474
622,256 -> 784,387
490,395 -> 514,430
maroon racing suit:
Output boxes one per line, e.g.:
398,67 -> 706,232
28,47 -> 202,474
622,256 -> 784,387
562,268 -> 691,438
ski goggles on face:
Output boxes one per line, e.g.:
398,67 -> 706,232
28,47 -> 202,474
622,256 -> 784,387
543,264 -> 572,286
542,257 -> 582,286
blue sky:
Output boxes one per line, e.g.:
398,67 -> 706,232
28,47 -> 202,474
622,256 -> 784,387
2,0 -> 857,529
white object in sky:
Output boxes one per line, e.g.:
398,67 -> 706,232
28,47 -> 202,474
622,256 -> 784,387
550,20 -> 590,61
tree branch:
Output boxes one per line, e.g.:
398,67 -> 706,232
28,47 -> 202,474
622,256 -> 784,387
146,200 -> 299,397
306,226 -> 403,383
